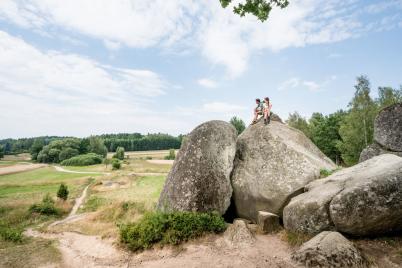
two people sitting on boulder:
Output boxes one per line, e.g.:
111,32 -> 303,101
252,97 -> 272,125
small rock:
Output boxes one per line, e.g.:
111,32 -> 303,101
257,211 -> 281,233
291,231 -> 367,268
224,219 -> 255,248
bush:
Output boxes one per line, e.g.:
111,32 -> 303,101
164,149 -> 176,160
113,146 -> 125,160
120,211 -> 226,251
60,153 -> 103,166
112,159 -> 121,170
0,226 -> 23,242
57,183 -> 69,201
59,148 -> 79,162
29,194 -> 59,215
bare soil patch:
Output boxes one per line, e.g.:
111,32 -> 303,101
146,160 -> 174,165
0,163 -> 47,175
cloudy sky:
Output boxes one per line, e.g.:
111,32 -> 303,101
1,0 -> 402,138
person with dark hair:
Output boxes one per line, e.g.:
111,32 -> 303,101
263,97 -> 272,125
252,98 -> 263,124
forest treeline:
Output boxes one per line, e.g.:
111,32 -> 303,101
287,75 -> 402,166
0,133 -> 183,158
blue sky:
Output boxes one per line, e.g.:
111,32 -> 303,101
1,0 -> 402,138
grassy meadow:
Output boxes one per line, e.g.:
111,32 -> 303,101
0,150 -> 173,267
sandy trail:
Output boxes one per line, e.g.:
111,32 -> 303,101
146,160 -> 174,165
49,184 -> 90,227
53,165 -> 110,175
0,163 -> 47,175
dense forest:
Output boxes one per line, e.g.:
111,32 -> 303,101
0,133 -> 183,156
287,75 -> 402,166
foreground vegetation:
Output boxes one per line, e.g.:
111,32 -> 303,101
120,211 -> 226,251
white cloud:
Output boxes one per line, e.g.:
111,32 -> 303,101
103,40 -> 121,51
278,76 -> 337,92
197,78 -> 218,88
0,0 -> 400,77
0,30 -> 166,101
0,31 -> 181,137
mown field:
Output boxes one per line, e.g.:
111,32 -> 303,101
0,151 -> 173,267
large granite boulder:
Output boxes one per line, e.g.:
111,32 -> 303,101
292,231 -> 366,268
157,120 -> 237,215
374,103 -> 402,152
359,142 -> 402,163
231,120 -> 336,222
283,154 -> 402,236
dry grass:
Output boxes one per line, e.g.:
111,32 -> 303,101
110,150 -> 178,160
2,153 -> 31,161
279,230 -> 313,247
0,237 -> 61,268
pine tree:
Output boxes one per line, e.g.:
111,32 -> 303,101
57,183 -> 69,201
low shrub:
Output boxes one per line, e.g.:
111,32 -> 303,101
320,167 -> 341,178
112,159 -> 121,170
120,211 -> 226,251
29,194 -> 59,216
57,183 -> 69,201
113,147 -> 125,160
60,153 -> 103,166
164,149 -> 176,160
0,226 -> 23,242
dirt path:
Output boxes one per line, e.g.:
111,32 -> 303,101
146,160 -> 174,165
53,166 -> 110,175
49,184 -> 90,227
0,163 -> 47,175
128,172 -> 168,176
25,184 -> 297,268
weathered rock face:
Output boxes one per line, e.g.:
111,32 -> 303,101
374,103 -> 402,152
231,120 -> 336,222
157,120 -> 237,215
283,154 -> 402,236
359,142 -> 402,162
292,231 -> 367,268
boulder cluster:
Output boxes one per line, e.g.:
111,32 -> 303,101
157,104 -> 402,267
359,103 -> 402,161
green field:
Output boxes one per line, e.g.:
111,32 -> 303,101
0,151 -> 172,266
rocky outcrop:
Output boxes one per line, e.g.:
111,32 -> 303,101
360,103 -> 402,162
157,120 -> 237,215
292,231 -> 366,268
231,120 -> 335,222
359,142 -> 402,162
283,154 -> 402,236
374,103 -> 402,152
